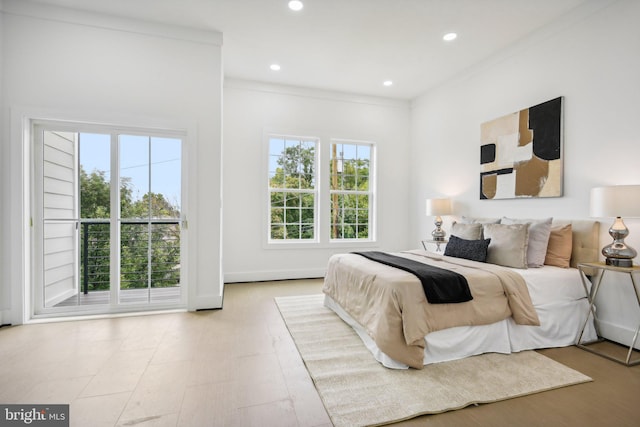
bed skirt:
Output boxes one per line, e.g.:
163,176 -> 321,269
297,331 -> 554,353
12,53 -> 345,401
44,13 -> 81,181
323,294 -> 597,369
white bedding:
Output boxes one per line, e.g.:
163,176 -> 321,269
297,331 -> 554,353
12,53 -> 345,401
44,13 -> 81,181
324,265 -> 597,369
514,265 -> 588,305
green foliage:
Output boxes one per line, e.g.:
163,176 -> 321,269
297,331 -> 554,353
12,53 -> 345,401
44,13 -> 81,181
330,158 -> 370,191
80,166 -> 180,292
330,147 -> 370,239
122,192 -> 181,219
120,222 -> 180,289
80,168 -> 111,219
330,194 -> 370,239
269,142 -> 316,240
277,142 -> 315,178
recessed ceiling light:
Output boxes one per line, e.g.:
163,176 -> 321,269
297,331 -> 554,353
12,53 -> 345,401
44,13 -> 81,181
443,32 -> 457,41
270,64 -> 281,71
288,1 -> 304,11
383,80 -> 393,87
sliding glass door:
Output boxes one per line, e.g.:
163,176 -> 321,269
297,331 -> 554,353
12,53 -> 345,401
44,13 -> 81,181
33,123 -> 185,316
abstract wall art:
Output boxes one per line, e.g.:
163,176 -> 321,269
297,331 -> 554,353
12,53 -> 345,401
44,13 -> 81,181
480,97 -> 563,200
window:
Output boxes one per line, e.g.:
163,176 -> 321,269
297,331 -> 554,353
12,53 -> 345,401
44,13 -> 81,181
330,141 -> 373,240
268,136 -> 318,241
266,134 -> 375,245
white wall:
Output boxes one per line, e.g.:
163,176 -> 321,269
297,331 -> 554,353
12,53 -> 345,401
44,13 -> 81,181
410,0 -> 640,346
0,0 -> 224,323
0,0 -> 7,325
223,80 -> 411,282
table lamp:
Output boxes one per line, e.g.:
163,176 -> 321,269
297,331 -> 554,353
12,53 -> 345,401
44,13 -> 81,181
590,185 -> 640,267
426,198 -> 452,241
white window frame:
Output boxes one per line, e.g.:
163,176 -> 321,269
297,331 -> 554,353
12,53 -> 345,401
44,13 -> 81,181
264,132 -> 377,248
266,134 -> 320,245
329,139 -> 376,243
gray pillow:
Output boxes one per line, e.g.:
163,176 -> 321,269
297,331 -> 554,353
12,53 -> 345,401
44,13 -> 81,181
459,216 -> 501,225
444,235 -> 491,262
483,223 -> 530,269
450,222 -> 483,240
501,217 -> 553,268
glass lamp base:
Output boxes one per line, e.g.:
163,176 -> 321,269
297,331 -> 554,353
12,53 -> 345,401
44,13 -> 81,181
605,257 -> 633,267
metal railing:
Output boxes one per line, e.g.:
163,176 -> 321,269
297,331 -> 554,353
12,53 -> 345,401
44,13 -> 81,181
80,220 -> 180,294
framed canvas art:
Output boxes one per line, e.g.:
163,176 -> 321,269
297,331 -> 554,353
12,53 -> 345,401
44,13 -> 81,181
480,97 -> 563,200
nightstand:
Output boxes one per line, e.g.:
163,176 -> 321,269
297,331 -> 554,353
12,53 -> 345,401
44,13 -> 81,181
421,239 -> 448,253
576,262 -> 640,366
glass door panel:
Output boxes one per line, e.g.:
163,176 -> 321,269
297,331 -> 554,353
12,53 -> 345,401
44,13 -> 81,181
77,133 -> 112,306
150,137 -> 181,302
119,135 -> 181,304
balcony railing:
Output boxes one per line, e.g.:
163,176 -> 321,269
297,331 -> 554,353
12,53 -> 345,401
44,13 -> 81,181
81,219 -> 180,294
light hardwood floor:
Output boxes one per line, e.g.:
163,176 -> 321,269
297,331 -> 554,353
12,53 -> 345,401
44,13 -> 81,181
1,279 -> 639,426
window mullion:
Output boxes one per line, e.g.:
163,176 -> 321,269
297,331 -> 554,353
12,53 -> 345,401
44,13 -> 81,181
147,136 -> 152,299
110,133 -> 120,307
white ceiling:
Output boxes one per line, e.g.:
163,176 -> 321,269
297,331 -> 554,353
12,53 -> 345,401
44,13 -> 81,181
28,0 -> 589,99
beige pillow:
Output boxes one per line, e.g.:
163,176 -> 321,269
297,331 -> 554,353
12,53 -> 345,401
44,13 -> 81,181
501,217 -> 553,268
483,223 -> 530,269
544,224 -> 573,268
450,222 -> 483,240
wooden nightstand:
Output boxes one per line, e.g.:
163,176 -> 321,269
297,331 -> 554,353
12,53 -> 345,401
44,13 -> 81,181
576,262 -> 640,366
421,239 -> 448,253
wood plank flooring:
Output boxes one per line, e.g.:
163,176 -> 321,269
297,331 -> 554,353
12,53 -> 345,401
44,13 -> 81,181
1,279 -> 639,426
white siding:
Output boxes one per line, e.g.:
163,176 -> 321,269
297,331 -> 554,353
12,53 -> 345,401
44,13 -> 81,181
42,131 -> 78,307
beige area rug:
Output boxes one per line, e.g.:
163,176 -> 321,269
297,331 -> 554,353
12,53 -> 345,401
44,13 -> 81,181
275,294 -> 592,427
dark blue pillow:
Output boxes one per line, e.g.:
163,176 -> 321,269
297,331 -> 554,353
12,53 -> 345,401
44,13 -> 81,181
444,235 -> 491,262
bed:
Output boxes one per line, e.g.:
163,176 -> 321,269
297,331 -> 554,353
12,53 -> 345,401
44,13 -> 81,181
322,219 -> 600,369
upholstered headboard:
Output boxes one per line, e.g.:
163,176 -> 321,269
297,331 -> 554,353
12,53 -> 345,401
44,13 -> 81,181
552,219 -> 600,267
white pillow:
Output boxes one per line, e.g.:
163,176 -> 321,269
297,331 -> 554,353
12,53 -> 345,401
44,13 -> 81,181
483,223 -> 530,269
501,217 -> 553,268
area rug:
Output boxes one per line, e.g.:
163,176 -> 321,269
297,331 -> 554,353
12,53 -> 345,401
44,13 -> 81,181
275,294 -> 592,427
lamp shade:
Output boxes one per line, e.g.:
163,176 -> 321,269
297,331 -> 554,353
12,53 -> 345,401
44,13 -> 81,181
590,185 -> 640,218
426,198 -> 452,216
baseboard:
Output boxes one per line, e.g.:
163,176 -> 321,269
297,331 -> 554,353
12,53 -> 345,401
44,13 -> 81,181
599,319 -> 640,350
224,268 -> 326,284
188,295 -> 223,311
0,309 -> 11,327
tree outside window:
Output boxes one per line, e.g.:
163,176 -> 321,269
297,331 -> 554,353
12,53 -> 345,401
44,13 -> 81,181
268,136 -> 318,241
330,142 -> 372,240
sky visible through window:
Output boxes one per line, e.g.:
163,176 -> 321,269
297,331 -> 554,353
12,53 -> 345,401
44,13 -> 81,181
79,133 -> 182,211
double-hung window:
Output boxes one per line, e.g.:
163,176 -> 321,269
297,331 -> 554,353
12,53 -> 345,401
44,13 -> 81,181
268,136 -> 318,242
330,141 -> 374,241
267,134 -> 375,244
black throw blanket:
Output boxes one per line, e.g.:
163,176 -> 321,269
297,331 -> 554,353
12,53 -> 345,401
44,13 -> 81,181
353,251 -> 473,304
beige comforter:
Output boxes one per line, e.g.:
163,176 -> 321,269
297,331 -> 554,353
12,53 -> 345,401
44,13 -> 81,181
322,250 -> 540,369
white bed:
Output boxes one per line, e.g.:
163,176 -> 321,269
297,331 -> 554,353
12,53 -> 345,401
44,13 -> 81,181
323,219 -> 600,369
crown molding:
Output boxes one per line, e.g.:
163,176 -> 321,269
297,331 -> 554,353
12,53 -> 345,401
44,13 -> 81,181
1,0 -> 222,46
225,78 -> 410,110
